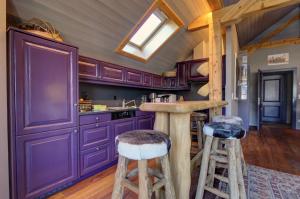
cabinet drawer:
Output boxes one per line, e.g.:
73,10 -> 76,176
80,122 -> 112,150
79,113 -> 111,125
80,143 -> 111,176
135,110 -> 154,117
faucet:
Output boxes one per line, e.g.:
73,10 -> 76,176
122,99 -> 136,108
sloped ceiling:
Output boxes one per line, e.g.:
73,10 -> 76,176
7,0 -> 211,74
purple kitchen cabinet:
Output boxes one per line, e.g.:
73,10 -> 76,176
188,59 -> 209,82
125,69 -> 143,85
16,128 -> 78,199
177,62 -> 189,88
112,118 -> 136,160
79,56 -> 100,80
136,115 -> 154,130
100,61 -> 125,83
152,74 -> 163,88
79,113 -> 111,126
164,77 -> 177,89
10,30 -> 78,135
80,122 -> 112,151
143,73 -> 152,87
80,143 -> 112,176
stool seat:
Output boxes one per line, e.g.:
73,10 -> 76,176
212,115 -> 243,126
116,130 -> 171,160
203,123 -> 246,139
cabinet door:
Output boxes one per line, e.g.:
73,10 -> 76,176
125,69 -> 142,85
136,115 -> 154,130
188,61 -> 209,81
12,31 -> 78,135
79,56 -> 99,80
100,62 -> 124,83
177,63 -> 188,88
80,143 -> 111,176
80,122 -> 112,151
152,75 -> 162,88
143,73 -> 152,87
16,128 -> 78,199
112,118 -> 136,160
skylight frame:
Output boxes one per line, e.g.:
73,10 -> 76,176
115,0 -> 184,63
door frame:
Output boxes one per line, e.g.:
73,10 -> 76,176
258,68 -> 297,128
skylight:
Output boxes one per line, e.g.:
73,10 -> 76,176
115,0 -> 184,63
129,13 -> 164,47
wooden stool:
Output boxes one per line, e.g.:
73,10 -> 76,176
196,123 -> 247,199
112,130 -> 176,199
212,115 -> 247,176
190,112 -> 207,171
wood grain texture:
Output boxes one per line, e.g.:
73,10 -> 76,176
49,125 -> 300,199
7,0 -> 210,74
140,100 -> 227,113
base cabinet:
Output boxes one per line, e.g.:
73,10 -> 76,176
136,115 -> 154,130
16,128 -> 79,199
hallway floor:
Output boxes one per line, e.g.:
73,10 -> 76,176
50,125 -> 300,199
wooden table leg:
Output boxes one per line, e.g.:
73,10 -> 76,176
169,113 -> 191,199
154,112 -> 169,135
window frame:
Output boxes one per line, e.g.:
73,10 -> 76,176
115,0 -> 184,63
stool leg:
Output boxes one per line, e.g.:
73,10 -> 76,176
236,141 -> 247,199
138,160 -> 152,199
227,140 -> 239,199
161,154 -> 176,199
112,155 -> 128,199
239,141 -> 247,177
196,120 -> 203,150
207,138 -> 219,187
195,136 -> 213,199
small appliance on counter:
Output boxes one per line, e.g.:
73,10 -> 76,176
157,94 -> 177,103
149,93 -> 157,102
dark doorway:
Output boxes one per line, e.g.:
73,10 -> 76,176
258,71 -> 293,126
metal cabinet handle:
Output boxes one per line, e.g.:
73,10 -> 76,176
74,103 -> 78,107
96,123 -> 99,127
96,117 -> 99,120
74,129 -> 78,133
96,147 -> 100,151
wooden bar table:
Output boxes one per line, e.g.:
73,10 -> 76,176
139,100 -> 227,199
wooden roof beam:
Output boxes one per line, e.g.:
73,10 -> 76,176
207,0 -> 224,11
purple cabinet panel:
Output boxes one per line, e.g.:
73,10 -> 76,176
152,75 -> 162,88
164,77 -> 177,88
79,113 -> 111,126
136,115 -> 154,130
112,118 -> 136,160
12,31 -> 78,135
187,59 -> 209,82
80,122 -> 112,151
125,69 -> 143,85
16,128 -> 78,199
177,63 -> 188,88
80,143 -> 111,176
143,73 -> 152,87
100,62 -> 124,83
135,110 -> 154,117
79,56 -> 100,80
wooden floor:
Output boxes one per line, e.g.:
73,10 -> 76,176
50,125 -> 300,199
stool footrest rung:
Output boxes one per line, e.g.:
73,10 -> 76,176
204,186 -> 229,199
153,178 -> 166,192
210,155 -> 228,163
216,163 -> 228,169
216,149 -> 227,155
122,179 -> 139,194
214,174 -> 229,183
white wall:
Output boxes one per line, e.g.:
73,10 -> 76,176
0,0 -> 10,198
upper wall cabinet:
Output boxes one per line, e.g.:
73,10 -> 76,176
152,75 -> 163,88
10,30 -> 78,135
143,73 -> 152,87
187,59 -> 209,81
125,69 -> 143,85
100,62 -> 125,83
79,56 -> 100,80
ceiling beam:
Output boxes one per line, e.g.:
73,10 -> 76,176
207,0 -> 224,11
221,0 -> 300,25
188,0 -> 300,30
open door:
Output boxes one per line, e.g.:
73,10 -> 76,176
257,70 -> 262,131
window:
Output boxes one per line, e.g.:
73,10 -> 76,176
116,0 -> 184,63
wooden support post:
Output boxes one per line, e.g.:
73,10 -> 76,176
208,14 -> 223,118
161,154 -> 176,199
169,113 -> 191,199
154,112 -> 169,135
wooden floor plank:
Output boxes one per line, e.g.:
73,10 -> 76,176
50,125 -> 300,199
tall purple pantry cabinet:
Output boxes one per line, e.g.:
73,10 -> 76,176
8,28 -> 79,199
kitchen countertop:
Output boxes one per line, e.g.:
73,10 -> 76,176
139,100 -> 227,113
79,107 -> 140,115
